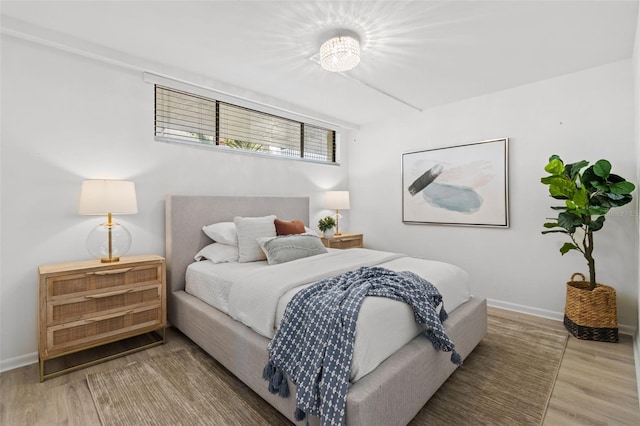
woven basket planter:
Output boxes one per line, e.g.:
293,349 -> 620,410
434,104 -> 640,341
564,273 -> 618,343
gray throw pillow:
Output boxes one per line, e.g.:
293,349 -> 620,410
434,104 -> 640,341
257,234 -> 328,265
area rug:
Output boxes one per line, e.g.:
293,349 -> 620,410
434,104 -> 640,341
410,311 -> 568,425
87,311 -> 568,426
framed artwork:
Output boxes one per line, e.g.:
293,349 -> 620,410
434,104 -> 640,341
402,138 -> 509,227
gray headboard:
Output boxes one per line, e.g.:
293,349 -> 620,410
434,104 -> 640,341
165,195 -> 309,320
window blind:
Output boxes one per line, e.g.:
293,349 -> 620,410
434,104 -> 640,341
155,85 -> 336,163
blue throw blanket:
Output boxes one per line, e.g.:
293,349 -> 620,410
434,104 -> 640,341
263,266 -> 461,426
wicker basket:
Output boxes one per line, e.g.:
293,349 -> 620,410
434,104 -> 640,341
564,272 -> 618,343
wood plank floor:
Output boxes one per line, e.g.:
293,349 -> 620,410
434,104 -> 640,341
495,309 -> 640,425
1,307 -> 638,425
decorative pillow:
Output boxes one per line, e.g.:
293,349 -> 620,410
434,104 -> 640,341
257,234 -> 328,265
202,222 -> 238,246
194,243 -> 239,263
275,219 -> 305,236
234,215 -> 277,262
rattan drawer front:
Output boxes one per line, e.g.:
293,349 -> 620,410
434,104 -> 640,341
322,233 -> 364,249
48,263 -> 162,299
48,284 -> 161,325
331,237 -> 363,249
46,305 -> 162,356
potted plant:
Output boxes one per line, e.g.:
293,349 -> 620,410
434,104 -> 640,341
541,155 -> 635,342
318,216 -> 336,238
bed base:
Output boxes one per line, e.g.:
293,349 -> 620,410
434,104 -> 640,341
165,195 -> 488,425
172,289 -> 486,425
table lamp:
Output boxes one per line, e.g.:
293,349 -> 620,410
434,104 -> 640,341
78,179 -> 138,262
324,191 -> 350,236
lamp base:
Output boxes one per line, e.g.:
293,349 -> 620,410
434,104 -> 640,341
86,221 -> 131,262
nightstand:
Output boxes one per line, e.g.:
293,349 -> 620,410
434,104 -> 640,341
321,232 -> 364,249
38,254 -> 166,381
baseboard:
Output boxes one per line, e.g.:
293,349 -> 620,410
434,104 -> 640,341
486,298 -> 636,336
0,351 -> 38,373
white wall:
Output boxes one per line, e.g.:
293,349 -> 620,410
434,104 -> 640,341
633,0 -> 640,391
0,36 -> 350,370
349,60 -> 638,328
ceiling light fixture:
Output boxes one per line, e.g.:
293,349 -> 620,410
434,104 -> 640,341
320,35 -> 361,72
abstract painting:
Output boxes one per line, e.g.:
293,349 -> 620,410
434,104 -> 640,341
402,138 -> 509,227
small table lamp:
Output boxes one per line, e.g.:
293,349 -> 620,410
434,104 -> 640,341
79,180 -> 138,263
324,191 -> 350,236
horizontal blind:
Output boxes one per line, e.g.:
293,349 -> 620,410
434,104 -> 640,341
304,124 -> 335,162
155,85 -> 336,163
218,102 -> 300,156
155,86 -> 217,145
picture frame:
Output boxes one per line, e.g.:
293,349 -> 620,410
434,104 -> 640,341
402,138 -> 509,227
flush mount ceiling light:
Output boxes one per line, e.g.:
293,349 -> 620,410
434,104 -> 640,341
320,35 -> 361,72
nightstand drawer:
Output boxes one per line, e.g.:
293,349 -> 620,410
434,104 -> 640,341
46,304 -> 163,356
321,233 -> 364,249
48,284 -> 162,325
47,263 -> 163,299
330,236 -> 363,249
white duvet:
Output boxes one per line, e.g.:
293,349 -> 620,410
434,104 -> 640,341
188,248 -> 470,381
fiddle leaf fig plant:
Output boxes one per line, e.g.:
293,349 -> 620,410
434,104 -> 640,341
541,155 -> 635,290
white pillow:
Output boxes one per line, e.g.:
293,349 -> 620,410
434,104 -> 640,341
258,234 -> 327,265
304,226 -> 319,237
234,215 -> 277,262
202,222 -> 238,246
194,243 -> 239,263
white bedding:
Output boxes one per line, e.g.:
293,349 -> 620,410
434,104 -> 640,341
186,260 -> 267,314
186,248 -> 470,381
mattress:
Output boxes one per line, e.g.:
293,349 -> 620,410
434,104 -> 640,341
185,260 -> 267,314
185,249 -> 470,381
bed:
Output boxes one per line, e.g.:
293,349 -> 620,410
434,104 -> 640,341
166,195 -> 487,425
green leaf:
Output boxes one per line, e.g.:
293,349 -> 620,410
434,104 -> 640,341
589,216 -> 606,232
547,177 -> 575,199
541,229 -> 569,235
544,158 -> 565,175
550,206 -> 567,210
567,160 -> 589,180
540,176 -> 556,185
593,159 -> 611,178
607,173 -> 625,183
591,181 -> 608,192
548,154 -> 561,162
588,205 -> 610,215
543,222 -> 559,228
610,181 -> 635,195
572,187 -> 589,208
581,166 -> 601,192
598,193 -> 633,207
560,243 -> 578,255
557,211 -> 583,233
606,192 -> 625,201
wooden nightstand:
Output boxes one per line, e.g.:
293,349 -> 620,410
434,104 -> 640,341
321,233 -> 364,249
38,254 -> 166,381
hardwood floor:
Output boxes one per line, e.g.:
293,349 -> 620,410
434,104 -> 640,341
1,307 -> 638,425
495,309 -> 639,425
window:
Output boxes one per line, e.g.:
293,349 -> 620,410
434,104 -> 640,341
155,85 -> 337,164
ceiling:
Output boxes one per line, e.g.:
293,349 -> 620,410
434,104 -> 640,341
2,1 -> 638,127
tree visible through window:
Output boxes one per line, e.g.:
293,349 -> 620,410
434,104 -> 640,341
155,85 -> 336,163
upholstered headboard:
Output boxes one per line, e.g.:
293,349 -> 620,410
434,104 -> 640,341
165,195 -> 309,321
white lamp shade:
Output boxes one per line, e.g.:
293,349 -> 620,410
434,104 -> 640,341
324,191 -> 351,210
79,180 -> 138,215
